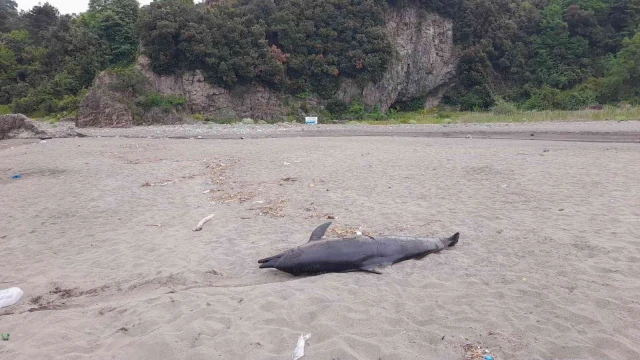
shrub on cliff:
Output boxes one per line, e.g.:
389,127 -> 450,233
138,0 -> 392,99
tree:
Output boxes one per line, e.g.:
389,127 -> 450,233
601,31 -> 640,102
86,0 -> 139,66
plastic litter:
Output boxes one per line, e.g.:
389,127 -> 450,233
292,333 -> 311,360
0,287 -> 24,309
1,333 -> 9,341
483,356 -> 494,360
11,174 -> 22,179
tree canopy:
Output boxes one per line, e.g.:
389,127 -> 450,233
0,0 -> 639,117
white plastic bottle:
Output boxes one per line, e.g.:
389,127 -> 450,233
0,287 -> 24,309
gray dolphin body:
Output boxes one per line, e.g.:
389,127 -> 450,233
258,222 -> 459,275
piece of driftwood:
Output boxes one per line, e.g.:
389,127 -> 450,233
193,213 -> 215,231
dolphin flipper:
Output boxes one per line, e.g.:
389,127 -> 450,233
447,232 -> 460,247
360,267 -> 383,274
309,222 -> 332,242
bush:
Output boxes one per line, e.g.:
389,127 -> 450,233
55,94 -> 81,113
347,99 -> 365,119
135,93 -> 186,112
522,85 -> 598,111
363,103 -> 386,121
11,95 -> 42,115
491,99 -> 517,115
108,66 -> 149,96
326,99 -> 348,116
390,97 -> 425,112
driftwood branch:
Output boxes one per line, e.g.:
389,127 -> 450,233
193,213 -> 215,231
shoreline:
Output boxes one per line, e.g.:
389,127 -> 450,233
25,119 -> 640,144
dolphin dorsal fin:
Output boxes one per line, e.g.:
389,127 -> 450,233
308,222 -> 332,242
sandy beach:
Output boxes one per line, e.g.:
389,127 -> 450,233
1,122 -> 639,359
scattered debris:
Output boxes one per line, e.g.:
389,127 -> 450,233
559,208 -> 564,211
293,333 -> 311,360
202,189 -> 211,194
327,215 -> 335,219
214,191 -> 256,203
327,226 -> 371,238
466,135 -> 472,139
543,149 -> 550,152
145,224 -> 162,227
11,174 -> 21,179
1,333 -> 9,341
248,198 -> 286,218
141,180 -> 174,187
463,343 -> 493,360
193,213 -> 215,231
284,162 -> 291,165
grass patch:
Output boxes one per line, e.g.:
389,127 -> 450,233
353,105 -> 640,125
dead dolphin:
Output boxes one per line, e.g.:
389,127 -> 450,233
258,222 -> 459,275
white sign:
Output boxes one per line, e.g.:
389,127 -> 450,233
305,116 -> 318,124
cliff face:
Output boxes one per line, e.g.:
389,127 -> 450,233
76,72 -> 135,128
134,56 -> 287,121
337,9 -> 457,111
76,6 -> 457,127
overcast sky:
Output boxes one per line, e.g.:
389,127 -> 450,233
17,0 -> 153,15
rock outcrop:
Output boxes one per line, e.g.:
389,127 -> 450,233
0,114 -> 48,139
1,114 -> 87,138
76,6 -> 457,127
135,56 -> 287,121
76,72 -> 135,128
337,8 -> 458,111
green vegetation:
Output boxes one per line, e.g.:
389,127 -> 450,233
446,0 -> 640,111
135,93 -> 186,112
1,0 -> 639,120
0,0 -> 138,118
353,105 -> 640,124
138,0 -> 392,98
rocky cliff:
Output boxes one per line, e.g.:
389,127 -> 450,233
134,56 -> 288,121
338,9 -> 457,111
76,6 -> 457,127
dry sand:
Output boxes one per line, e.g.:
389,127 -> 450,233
1,122 -> 639,359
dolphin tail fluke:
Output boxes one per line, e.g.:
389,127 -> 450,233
447,232 -> 460,247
